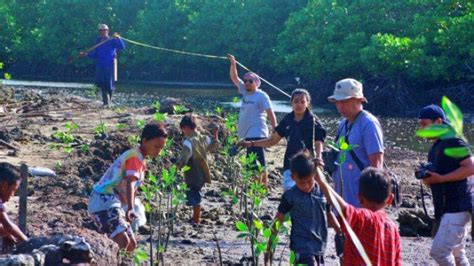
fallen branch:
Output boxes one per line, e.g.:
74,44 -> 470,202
0,139 -> 19,151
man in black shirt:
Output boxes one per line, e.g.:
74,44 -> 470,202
418,105 -> 473,265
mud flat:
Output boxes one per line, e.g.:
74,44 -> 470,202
0,87 -> 471,265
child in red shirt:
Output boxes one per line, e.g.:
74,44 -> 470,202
315,167 -> 401,265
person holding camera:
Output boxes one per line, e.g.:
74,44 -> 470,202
418,105 -> 473,265
327,78 -> 384,208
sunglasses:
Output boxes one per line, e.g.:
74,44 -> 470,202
243,79 -> 254,84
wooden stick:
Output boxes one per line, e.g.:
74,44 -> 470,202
69,37 -> 111,63
19,163 -> 28,233
0,140 -> 18,151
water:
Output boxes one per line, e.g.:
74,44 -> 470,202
8,80 -> 473,152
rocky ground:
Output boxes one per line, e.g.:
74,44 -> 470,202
0,87 -> 472,265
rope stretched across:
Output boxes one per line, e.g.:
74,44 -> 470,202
120,36 -> 291,98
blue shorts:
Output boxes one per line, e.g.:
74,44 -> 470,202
186,188 -> 202,207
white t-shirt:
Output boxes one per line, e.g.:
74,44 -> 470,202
237,83 -> 272,139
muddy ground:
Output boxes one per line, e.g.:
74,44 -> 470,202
0,88 -> 472,265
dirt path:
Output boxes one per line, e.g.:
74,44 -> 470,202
0,88 -> 472,265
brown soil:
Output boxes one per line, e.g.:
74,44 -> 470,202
0,88 -> 472,265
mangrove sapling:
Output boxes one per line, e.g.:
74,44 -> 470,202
141,164 -> 190,265
93,122 -> 107,137
233,152 -> 267,264
173,104 -> 187,114
50,121 -> 79,155
115,123 -> 127,131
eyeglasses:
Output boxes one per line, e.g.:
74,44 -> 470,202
99,29 -> 109,31
243,79 -> 254,84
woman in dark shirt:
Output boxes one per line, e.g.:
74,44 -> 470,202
239,89 -> 326,191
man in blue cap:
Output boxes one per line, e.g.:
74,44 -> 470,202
81,24 -> 125,107
418,104 -> 473,265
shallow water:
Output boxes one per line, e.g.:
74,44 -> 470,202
11,81 -> 474,152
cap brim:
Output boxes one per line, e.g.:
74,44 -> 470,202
327,95 -> 368,103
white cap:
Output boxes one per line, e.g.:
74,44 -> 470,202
98,24 -> 109,30
328,78 -> 367,103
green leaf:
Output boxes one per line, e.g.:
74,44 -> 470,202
254,197 -> 261,207
237,232 -> 252,238
4,73 -> 11,80
416,124 -> 452,138
154,112 -> 167,122
236,221 -> 248,231
254,219 -> 263,230
290,250 -> 296,264
263,228 -> 271,238
182,165 -> 191,172
149,173 -> 157,184
256,243 -> 266,256
444,147 -> 470,158
441,96 -> 463,137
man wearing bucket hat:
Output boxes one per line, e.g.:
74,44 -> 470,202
328,78 -> 384,208
80,24 -> 125,107
418,105 -> 473,265
227,54 -> 277,186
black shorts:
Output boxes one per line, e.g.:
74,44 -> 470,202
245,137 -> 266,168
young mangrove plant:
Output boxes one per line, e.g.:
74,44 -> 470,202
141,164 -> 189,265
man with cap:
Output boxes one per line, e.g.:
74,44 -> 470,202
327,78 -> 384,207
227,54 -> 276,186
418,104 -> 473,265
80,24 -> 125,107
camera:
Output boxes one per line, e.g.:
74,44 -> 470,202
228,145 -> 243,157
414,162 -> 436,180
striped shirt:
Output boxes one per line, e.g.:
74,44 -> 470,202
342,205 -> 401,266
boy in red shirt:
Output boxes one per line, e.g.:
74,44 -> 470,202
314,167 -> 401,265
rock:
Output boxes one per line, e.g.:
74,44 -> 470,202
14,235 -> 96,265
397,209 -> 432,237
0,254 -> 35,265
159,98 -> 191,114
181,239 -> 194,245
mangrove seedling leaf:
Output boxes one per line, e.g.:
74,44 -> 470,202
263,228 -> 272,238
254,219 -> 263,231
416,124 -> 452,138
236,221 -> 249,232
441,96 -> 463,137
182,165 -> 191,173
290,250 -> 296,264
444,147 -> 470,158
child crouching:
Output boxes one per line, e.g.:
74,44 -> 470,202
0,163 -> 28,252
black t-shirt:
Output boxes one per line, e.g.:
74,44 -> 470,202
428,137 -> 472,219
275,110 -> 326,170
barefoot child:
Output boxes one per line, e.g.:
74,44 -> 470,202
176,114 -> 218,225
268,152 -> 339,265
314,167 -> 401,265
88,123 -> 167,252
0,163 -> 28,251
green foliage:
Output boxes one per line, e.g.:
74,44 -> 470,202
128,135 -> 140,145
154,112 -> 168,122
51,122 -> 79,155
94,122 -> 107,136
116,123 -> 126,131
276,0 -> 474,83
173,104 -> 187,114
136,119 -> 145,130
133,247 -> 149,265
